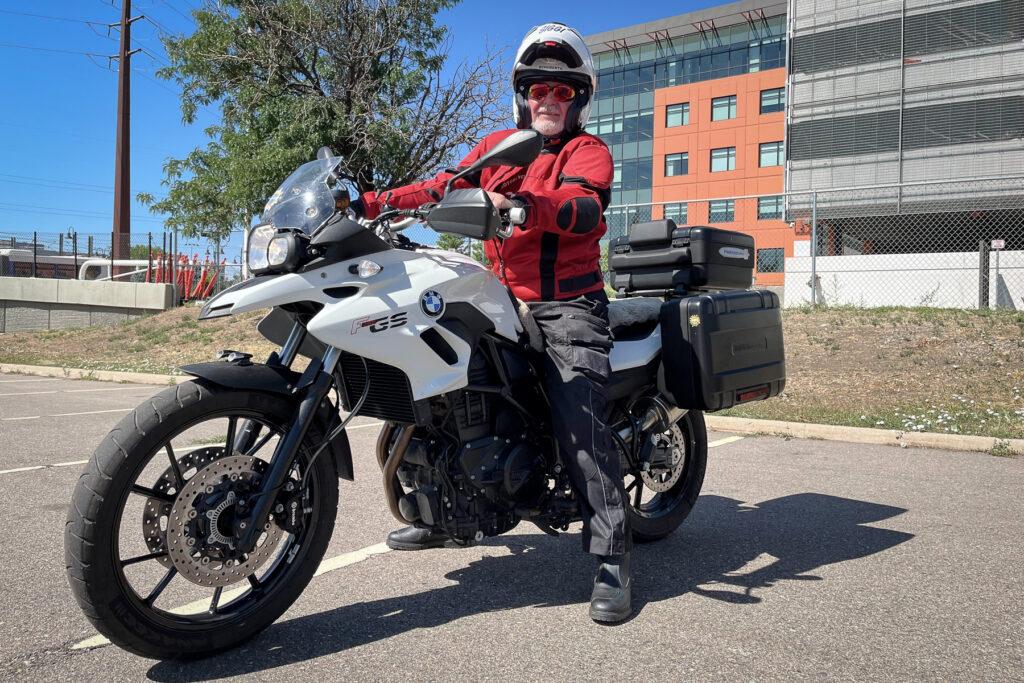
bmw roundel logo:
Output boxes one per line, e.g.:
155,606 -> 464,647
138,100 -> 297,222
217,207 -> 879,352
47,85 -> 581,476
421,290 -> 445,317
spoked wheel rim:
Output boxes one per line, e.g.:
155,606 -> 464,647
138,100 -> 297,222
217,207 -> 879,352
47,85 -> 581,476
624,416 -> 697,519
111,410 -> 321,629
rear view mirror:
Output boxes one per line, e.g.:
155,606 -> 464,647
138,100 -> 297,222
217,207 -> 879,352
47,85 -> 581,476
446,130 -> 543,191
481,129 -> 544,168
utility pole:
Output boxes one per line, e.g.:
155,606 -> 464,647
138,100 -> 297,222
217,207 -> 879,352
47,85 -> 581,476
111,0 -> 142,270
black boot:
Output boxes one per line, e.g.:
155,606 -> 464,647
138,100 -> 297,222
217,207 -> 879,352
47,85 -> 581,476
589,552 -> 632,623
385,526 -> 453,551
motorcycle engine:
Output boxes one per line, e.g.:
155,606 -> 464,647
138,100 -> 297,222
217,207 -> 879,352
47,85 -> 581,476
396,432 -> 546,543
395,352 -> 547,543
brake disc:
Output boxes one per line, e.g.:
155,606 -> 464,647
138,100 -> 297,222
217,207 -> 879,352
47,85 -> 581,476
165,455 -> 285,588
641,423 -> 687,493
141,447 -> 230,569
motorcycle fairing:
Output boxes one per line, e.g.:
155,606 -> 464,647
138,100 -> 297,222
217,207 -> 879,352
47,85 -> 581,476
201,247 -> 523,400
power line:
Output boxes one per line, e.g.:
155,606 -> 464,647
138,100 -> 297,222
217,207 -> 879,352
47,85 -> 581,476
0,178 -> 166,200
0,9 -> 98,24
155,0 -> 196,27
0,173 -> 115,191
0,43 -> 104,57
141,13 -> 175,38
0,201 -> 166,223
0,179 -> 116,195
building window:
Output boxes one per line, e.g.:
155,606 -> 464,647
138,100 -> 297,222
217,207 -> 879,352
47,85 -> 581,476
759,141 -> 784,167
664,152 -> 688,177
666,102 -> 689,127
757,247 -> 785,273
757,195 -> 784,220
710,147 -> 736,172
665,203 -> 687,225
760,87 -> 785,114
709,199 -> 735,223
711,95 -> 737,121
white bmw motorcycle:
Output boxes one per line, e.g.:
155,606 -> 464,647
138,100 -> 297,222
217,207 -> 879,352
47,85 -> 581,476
65,131 -> 710,659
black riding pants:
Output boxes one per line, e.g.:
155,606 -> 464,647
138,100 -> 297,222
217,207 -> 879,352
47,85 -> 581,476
527,290 -> 631,557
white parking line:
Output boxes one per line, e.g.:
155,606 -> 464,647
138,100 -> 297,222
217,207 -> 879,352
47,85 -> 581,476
53,460 -> 90,468
0,378 -> 62,384
50,408 -> 133,418
0,387 -> 153,397
0,425 -> 384,477
0,465 -> 46,475
69,434 -> 745,652
0,460 -> 89,475
1,408 -> 134,421
71,542 -> 393,651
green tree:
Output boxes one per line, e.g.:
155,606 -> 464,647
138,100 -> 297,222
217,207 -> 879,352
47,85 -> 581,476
130,244 -> 162,260
142,0 -> 506,241
435,233 -> 469,254
470,239 -> 487,265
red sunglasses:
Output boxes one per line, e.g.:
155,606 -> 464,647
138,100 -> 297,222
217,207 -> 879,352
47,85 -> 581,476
526,82 -> 577,102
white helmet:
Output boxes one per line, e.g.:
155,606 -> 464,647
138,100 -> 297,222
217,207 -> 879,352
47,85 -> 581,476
512,22 -> 597,135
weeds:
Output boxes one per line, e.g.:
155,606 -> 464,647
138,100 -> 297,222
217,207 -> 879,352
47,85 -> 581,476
990,440 -> 1016,458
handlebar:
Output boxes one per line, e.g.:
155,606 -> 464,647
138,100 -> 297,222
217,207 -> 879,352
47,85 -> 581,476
368,203 -> 525,241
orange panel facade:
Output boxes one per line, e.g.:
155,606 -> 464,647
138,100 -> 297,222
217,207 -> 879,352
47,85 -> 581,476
651,68 -> 789,286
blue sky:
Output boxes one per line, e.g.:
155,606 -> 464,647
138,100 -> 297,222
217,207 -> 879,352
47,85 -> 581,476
0,0 -> 716,257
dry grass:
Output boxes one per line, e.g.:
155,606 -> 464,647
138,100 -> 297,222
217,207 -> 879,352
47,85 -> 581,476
720,306 -> 1024,440
2,304 -> 1022,439
0,304 -> 277,375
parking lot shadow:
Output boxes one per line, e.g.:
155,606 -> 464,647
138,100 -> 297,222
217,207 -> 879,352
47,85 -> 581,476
147,492 -> 912,680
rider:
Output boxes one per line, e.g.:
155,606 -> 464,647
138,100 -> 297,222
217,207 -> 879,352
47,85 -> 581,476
352,23 -> 632,623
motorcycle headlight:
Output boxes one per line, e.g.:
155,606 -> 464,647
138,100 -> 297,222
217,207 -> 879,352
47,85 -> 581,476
247,224 -> 276,274
247,226 -> 305,274
268,235 -> 291,267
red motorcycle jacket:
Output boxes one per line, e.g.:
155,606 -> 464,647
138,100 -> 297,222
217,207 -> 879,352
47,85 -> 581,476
360,129 -> 613,302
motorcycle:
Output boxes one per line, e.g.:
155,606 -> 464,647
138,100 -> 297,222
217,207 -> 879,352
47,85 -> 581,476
66,130 -> 769,659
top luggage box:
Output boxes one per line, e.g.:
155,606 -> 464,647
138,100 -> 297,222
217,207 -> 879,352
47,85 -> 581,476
609,220 -> 754,296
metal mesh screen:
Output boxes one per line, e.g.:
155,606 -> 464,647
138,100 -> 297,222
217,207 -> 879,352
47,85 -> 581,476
604,176 -> 1024,310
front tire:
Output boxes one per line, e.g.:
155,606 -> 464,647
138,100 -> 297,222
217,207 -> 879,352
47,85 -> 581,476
65,380 -> 338,659
627,410 -> 707,542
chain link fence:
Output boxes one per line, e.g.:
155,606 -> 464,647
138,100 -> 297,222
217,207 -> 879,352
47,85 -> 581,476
605,176 -> 1024,310
0,230 -> 245,302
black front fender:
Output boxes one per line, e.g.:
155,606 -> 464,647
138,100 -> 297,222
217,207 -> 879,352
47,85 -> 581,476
180,361 -> 355,481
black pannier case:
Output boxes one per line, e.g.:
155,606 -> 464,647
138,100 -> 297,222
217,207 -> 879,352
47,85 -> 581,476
658,289 -> 786,411
609,220 -> 754,296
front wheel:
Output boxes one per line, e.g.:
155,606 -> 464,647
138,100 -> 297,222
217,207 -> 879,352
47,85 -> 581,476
626,410 -> 707,542
64,381 -> 339,659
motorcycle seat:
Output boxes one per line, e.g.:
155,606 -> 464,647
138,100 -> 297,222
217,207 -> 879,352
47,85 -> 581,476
608,296 -> 662,340
513,296 -> 662,351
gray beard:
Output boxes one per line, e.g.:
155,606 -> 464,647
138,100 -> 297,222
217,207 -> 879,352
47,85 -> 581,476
531,119 -> 564,137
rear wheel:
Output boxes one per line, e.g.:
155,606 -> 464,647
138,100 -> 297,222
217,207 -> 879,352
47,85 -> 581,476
65,381 -> 339,659
625,410 -> 707,542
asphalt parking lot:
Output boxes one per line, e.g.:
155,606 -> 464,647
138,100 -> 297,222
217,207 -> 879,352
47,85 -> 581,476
0,374 -> 1021,681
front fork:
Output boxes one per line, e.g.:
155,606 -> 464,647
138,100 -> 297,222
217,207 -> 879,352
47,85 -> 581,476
235,323 -> 340,553
232,323 -> 307,454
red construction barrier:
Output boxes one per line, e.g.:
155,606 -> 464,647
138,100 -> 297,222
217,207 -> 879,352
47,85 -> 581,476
200,259 -> 225,299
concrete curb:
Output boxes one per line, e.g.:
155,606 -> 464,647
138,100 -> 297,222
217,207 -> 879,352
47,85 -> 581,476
2,363 -> 1019,455
705,415 -> 1023,456
0,363 -> 186,386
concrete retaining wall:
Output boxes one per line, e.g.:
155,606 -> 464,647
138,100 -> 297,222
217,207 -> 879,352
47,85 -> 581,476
0,277 -> 174,333
784,249 -> 1024,309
